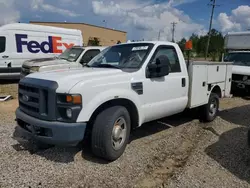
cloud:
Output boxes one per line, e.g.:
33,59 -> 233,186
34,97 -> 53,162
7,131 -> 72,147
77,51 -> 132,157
0,0 -> 20,25
92,0 -> 205,41
59,0 -> 79,6
31,0 -> 82,17
218,5 -> 250,32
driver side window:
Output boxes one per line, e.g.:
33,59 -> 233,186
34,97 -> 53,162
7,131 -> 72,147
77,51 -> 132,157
80,49 -> 100,64
150,46 -> 181,73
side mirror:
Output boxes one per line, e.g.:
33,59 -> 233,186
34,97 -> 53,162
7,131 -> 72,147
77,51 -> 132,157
147,55 -> 170,78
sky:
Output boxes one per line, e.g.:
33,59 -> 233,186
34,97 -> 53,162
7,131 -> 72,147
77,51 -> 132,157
0,0 -> 250,41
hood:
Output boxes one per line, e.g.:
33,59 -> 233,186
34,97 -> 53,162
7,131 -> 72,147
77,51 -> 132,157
27,67 -> 131,92
232,65 -> 250,76
23,57 -> 69,67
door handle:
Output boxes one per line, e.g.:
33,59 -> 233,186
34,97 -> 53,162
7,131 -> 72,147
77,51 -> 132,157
2,55 -> 9,59
182,78 -> 186,87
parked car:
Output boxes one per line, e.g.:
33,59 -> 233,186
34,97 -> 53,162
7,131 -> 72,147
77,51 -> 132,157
20,46 -> 107,79
0,23 -> 82,79
16,41 -> 232,161
224,31 -> 250,94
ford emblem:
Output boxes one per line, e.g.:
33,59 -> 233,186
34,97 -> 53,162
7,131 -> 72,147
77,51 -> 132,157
22,95 -> 29,102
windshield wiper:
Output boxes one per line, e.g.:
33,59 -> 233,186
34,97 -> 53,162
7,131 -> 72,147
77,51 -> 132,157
92,64 -> 120,69
58,57 -> 69,61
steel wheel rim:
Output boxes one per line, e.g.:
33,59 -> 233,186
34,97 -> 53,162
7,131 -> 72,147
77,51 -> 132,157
209,99 -> 217,116
111,117 -> 127,150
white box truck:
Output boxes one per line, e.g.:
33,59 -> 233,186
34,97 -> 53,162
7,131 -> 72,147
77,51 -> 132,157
0,23 -> 82,79
15,41 -> 232,161
224,31 -> 250,94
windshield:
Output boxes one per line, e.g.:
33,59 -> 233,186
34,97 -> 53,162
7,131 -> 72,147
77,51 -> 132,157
87,43 -> 154,69
58,48 -> 84,62
224,52 -> 250,66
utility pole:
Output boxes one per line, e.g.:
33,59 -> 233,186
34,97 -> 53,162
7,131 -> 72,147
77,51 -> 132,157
205,0 -> 220,60
171,22 -> 177,42
158,30 -> 161,40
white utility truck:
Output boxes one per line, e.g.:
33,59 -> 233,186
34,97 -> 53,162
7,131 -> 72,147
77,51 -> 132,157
20,46 -> 107,79
224,31 -> 250,94
0,23 -> 82,79
15,41 -> 232,161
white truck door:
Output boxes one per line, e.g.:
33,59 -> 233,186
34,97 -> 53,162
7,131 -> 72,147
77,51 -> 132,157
142,45 -> 188,122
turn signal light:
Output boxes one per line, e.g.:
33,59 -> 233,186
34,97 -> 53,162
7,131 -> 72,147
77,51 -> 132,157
66,95 -> 82,104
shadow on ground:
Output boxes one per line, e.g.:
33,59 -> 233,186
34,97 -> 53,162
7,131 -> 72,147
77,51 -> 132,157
0,79 -> 19,85
219,104 -> 250,127
205,104 -> 250,183
12,109 -> 198,164
205,127 -> 250,183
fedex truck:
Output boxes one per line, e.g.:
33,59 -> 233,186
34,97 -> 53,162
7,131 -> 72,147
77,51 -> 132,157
0,23 -> 82,79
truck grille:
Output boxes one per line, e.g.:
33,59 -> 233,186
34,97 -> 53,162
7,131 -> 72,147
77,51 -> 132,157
18,78 -> 58,121
232,74 -> 246,81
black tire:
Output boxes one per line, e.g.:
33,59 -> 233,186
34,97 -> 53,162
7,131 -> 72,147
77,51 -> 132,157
91,106 -> 131,161
200,93 -> 219,122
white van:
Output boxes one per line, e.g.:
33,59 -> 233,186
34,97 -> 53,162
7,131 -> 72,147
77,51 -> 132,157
0,23 -> 82,79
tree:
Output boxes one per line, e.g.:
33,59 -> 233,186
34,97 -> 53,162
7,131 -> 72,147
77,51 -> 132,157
189,33 -> 199,52
88,37 -> 100,46
177,38 -> 187,52
207,29 -> 224,61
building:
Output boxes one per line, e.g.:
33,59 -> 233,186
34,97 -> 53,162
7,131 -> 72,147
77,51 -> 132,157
30,21 -> 127,46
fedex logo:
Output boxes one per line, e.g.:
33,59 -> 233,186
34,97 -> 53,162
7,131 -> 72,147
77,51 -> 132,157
16,34 -> 75,54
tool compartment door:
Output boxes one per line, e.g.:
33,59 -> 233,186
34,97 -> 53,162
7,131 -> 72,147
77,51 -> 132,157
207,65 -> 227,84
188,64 -> 208,108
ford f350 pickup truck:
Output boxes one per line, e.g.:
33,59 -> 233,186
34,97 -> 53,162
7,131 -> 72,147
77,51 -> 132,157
15,41 -> 233,161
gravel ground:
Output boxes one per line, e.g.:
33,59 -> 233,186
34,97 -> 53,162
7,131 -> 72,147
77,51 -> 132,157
0,81 -> 19,98
0,94 -> 250,188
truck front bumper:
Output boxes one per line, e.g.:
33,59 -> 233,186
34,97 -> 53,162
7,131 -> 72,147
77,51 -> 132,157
15,108 -> 87,146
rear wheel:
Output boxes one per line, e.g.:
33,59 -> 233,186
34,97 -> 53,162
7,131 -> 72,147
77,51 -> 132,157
91,106 -> 131,161
200,93 -> 219,122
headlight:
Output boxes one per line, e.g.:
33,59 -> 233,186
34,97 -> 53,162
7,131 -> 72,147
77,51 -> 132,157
66,94 -> 82,104
57,94 -> 82,105
30,66 -> 40,73
56,94 -> 82,122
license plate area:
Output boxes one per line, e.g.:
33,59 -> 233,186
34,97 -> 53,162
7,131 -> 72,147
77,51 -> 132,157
17,119 -> 53,137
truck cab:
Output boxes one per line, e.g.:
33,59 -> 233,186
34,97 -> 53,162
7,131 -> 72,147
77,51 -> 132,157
224,31 -> 250,94
20,46 -> 107,79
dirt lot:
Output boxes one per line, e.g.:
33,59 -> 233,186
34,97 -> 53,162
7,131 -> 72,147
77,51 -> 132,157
1,85 -> 250,187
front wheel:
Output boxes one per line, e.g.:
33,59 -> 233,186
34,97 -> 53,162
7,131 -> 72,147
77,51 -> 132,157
91,106 -> 131,161
200,93 -> 219,122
